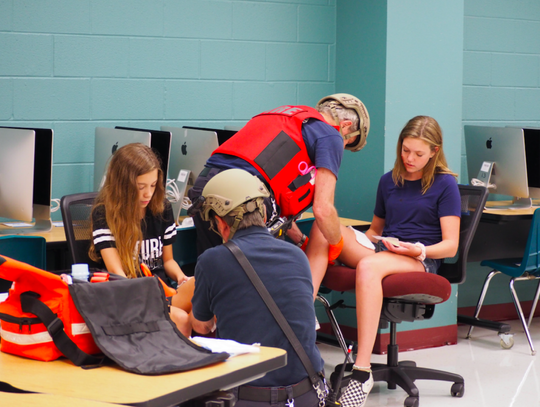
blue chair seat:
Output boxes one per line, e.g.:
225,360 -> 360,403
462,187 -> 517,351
481,258 -> 540,278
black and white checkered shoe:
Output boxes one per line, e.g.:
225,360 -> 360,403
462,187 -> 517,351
338,372 -> 374,407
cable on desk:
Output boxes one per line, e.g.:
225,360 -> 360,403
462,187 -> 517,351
470,177 -> 496,189
166,179 -> 192,210
50,198 -> 60,213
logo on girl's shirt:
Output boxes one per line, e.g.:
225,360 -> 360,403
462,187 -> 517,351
137,237 -> 163,270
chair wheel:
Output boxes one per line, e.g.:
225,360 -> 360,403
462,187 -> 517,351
404,396 -> 419,407
499,332 -> 514,349
451,382 -> 465,397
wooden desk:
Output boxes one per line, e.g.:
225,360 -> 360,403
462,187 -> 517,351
468,202 -> 537,262
0,392 -> 118,407
0,225 -> 66,242
0,346 -> 287,407
482,201 -> 536,222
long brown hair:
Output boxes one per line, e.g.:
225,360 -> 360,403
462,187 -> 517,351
392,116 -> 457,194
89,143 -> 165,278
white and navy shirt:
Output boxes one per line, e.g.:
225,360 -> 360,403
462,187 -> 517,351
92,199 -> 177,283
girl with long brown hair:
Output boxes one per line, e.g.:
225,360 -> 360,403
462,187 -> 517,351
89,143 -> 192,335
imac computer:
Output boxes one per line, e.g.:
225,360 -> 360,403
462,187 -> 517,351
464,125 -> 540,208
160,126 -> 219,185
94,127 -> 171,191
181,126 -> 237,146
0,127 -> 54,234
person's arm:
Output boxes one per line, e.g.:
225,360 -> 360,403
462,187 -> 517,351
312,168 -> 342,245
286,222 -> 304,244
384,215 -> 460,259
426,215 -> 460,258
99,247 -> 128,277
365,215 -> 385,242
189,313 -> 216,334
162,245 -> 188,284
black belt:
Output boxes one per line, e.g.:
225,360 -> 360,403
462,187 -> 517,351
237,377 -> 313,402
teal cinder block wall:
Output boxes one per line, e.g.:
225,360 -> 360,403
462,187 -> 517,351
2,0 -> 540,333
0,0 -> 340,219
334,0 -> 386,222
460,0 -> 540,310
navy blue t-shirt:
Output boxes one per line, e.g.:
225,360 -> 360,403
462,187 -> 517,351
374,172 -> 461,246
206,118 -> 343,179
191,226 -> 324,387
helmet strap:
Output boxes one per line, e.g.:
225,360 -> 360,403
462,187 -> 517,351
223,198 -> 266,241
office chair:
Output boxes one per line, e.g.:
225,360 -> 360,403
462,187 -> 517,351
463,207 -> 540,355
60,192 -> 102,269
0,236 -> 46,292
318,184 -> 488,407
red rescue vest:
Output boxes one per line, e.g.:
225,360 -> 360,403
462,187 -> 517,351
213,105 -> 325,218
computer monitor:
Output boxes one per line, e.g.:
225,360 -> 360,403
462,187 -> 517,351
160,126 -> 219,185
464,125 -> 540,208
181,126 -> 237,146
94,127 -> 171,191
0,127 -> 53,234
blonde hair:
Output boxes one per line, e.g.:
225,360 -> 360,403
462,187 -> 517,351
89,143 -> 165,278
392,116 -> 457,194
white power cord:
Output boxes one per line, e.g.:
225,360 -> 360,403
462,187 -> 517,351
50,198 -> 60,213
182,196 -> 192,210
166,179 -> 192,209
166,178 -> 181,202
470,177 -> 496,189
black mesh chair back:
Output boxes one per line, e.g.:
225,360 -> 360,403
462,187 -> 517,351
60,192 -> 101,269
438,185 -> 489,284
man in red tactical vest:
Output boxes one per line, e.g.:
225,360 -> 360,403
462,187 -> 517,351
188,93 -> 370,266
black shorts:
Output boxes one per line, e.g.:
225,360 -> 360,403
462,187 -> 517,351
375,241 -> 440,274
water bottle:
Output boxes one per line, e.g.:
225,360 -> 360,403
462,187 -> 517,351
71,263 -> 90,282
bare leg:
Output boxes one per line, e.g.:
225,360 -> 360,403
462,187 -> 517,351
171,277 -> 195,313
339,252 -> 425,407
353,252 -> 424,367
170,305 -> 192,337
307,221 -> 375,299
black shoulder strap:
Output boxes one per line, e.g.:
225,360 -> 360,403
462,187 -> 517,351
224,240 -> 321,387
20,291 -> 103,367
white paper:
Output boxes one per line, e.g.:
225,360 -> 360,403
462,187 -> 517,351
190,337 -> 261,358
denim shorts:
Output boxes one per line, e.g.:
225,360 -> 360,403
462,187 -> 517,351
375,241 -> 440,274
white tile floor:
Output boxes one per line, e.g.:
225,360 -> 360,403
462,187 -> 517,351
318,318 -> 540,407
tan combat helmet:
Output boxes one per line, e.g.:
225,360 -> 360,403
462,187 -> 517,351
200,169 -> 270,239
316,93 -> 370,152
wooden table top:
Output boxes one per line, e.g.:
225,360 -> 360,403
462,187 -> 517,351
0,346 -> 287,406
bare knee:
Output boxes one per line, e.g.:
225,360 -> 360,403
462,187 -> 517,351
356,256 -> 384,285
